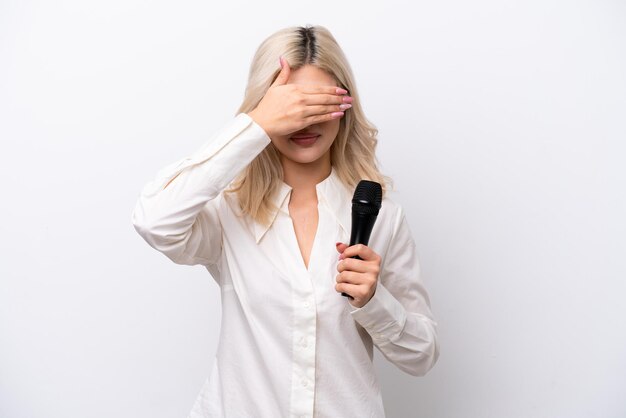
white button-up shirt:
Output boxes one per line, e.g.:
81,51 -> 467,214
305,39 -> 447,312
131,112 -> 439,418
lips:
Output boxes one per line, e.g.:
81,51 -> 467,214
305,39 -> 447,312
291,132 -> 319,139
290,133 -> 320,146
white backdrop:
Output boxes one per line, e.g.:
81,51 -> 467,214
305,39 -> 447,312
1,1 -> 625,417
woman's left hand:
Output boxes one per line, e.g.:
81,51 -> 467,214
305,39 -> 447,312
335,242 -> 381,308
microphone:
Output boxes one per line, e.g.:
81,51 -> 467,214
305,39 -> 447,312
342,180 -> 383,300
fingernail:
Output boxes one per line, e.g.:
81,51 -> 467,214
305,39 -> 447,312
336,242 -> 341,247
331,111 -> 344,118
336,87 -> 348,94
339,253 -> 345,260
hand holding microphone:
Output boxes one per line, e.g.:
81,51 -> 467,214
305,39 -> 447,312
335,180 -> 383,308
335,242 -> 382,308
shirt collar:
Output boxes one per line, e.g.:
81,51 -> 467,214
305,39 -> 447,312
253,166 -> 352,244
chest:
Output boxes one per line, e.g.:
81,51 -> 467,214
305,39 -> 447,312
288,202 -> 319,271
216,195 -> 393,321
216,203 -> 347,329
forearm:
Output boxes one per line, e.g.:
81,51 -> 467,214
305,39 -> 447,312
131,112 -> 271,265
350,281 -> 439,376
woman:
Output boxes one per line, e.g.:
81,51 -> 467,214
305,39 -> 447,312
132,25 -> 439,418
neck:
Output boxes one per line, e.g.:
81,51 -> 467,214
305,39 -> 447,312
281,154 -> 332,205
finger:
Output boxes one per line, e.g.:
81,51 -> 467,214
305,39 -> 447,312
342,244 -> 380,262
335,242 -> 348,254
336,270 -> 364,285
272,56 -> 291,87
337,257 -> 370,274
304,111 -> 344,124
300,93 -> 353,106
335,282 -> 363,298
300,104 -> 352,119
300,85 -> 349,96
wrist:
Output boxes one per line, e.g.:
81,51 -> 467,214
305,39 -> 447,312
247,110 -> 272,138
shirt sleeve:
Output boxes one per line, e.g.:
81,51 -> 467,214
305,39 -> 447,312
348,204 -> 440,376
131,112 -> 271,267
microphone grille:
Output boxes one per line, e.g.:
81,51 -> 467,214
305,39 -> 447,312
352,180 -> 382,214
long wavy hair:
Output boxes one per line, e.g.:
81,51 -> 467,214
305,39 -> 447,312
225,24 -> 393,227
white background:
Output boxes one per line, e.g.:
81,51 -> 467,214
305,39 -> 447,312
1,1 -> 625,417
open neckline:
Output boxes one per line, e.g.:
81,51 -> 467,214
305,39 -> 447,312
287,199 -> 321,273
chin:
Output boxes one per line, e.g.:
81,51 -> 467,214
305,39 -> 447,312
283,150 -> 327,164
279,139 -> 332,164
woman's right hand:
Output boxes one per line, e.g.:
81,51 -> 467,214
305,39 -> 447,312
246,56 -> 352,139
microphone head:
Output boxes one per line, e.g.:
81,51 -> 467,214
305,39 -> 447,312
352,180 -> 382,215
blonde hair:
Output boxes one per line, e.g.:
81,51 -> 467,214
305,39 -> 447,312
225,24 -> 393,227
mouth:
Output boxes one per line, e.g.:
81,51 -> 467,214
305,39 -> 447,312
290,134 -> 320,146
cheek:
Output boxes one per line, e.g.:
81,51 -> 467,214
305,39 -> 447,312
322,119 -> 341,139
271,137 -> 291,154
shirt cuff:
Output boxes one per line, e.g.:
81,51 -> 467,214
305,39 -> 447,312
348,281 -> 408,345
